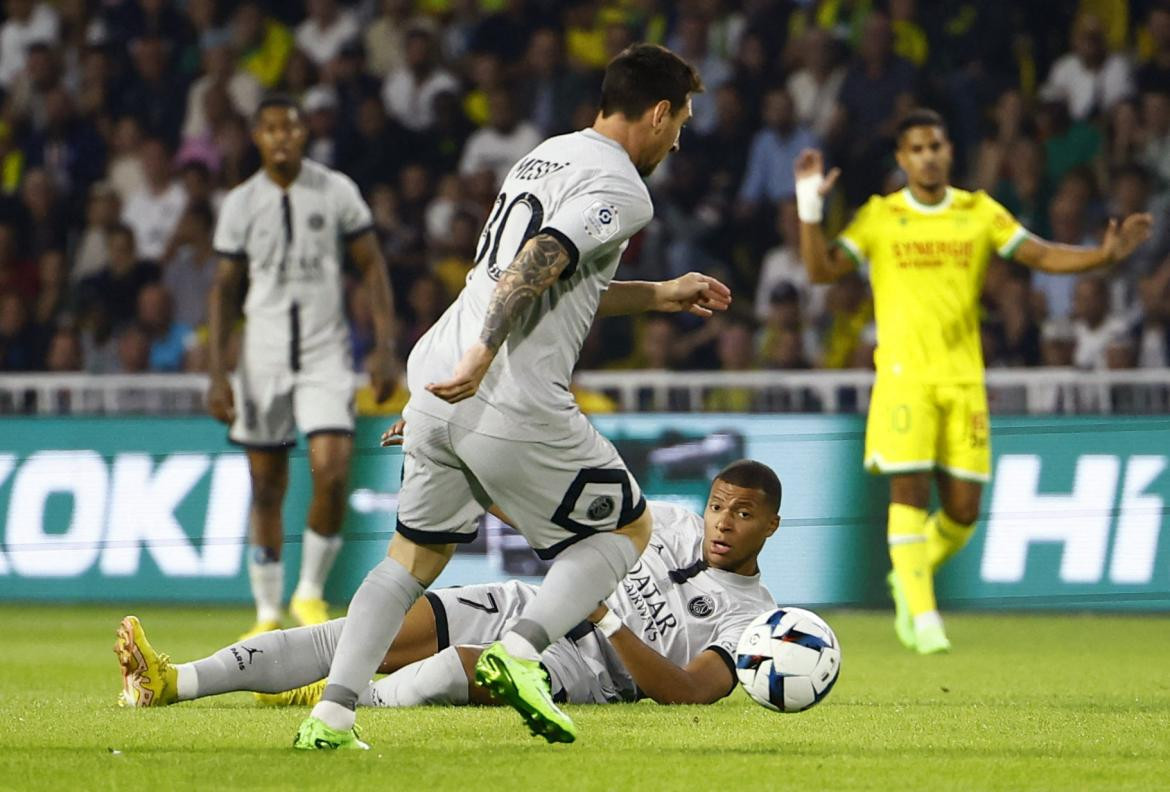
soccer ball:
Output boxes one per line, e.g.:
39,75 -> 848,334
735,607 -> 841,713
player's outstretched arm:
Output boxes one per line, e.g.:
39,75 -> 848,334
591,605 -> 735,705
349,230 -> 400,402
598,273 -> 732,317
1013,213 -> 1154,273
207,257 -> 244,424
426,233 -> 571,403
794,148 -> 853,284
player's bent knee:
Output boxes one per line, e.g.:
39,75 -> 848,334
250,480 -> 286,512
944,503 -> 980,527
387,531 -> 455,585
312,461 -> 349,490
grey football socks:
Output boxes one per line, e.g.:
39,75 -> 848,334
508,531 -> 638,656
361,646 -> 470,707
177,619 -> 345,699
312,556 -> 424,729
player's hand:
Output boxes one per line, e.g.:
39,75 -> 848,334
368,345 -> 400,404
793,148 -> 840,196
380,418 -> 406,447
586,603 -> 609,624
426,341 -> 495,404
207,374 -> 235,424
1103,213 -> 1154,264
656,273 -> 732,317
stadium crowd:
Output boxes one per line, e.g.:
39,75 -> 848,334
0,0 -> 1169,383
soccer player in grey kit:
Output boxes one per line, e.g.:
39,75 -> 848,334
297,45 -> 730,749
207,96 -> 398,639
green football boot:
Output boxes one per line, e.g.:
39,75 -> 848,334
474,642 -> 576,744
292,716 -> 369,751
886,570 -> 916,651
915,622 -> 952,655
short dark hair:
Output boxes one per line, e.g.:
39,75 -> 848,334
896,107 -> 946,141
253,94 -> 303,126
599,43 -> 703,119
714,459 -> 782,514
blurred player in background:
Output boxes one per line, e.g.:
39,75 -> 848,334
294,44 -> 729,750
207,96 -> 398,639
796,108 -> 1152,654
115,459 -> 780,710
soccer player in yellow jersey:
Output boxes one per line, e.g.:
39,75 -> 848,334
795,108 -> 1152,654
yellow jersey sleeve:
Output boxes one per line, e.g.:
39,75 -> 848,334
835,195 -> 884,268
978,192 -> 1030,260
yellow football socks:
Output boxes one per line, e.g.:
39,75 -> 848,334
887,503 -> 936,617
926,510 -> 977,571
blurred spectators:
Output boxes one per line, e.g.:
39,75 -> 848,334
0,1 -> 59,89
135,282 -> 191,372
1072,274 -> 1129,369
382,25 -> 458,133
786,28 -> 844,140
704,314 -> 759,411
831,10 -> 917,206
0,0 -> 1166,381
295,0 -> 358,68
458,87 -> 541,188
78,223 -> 160,328
162,201 -> 216,328
44,325 -> 82,371
121,137 -> 186,263
737,87 -> 817,209
1040,13 -> 1133,122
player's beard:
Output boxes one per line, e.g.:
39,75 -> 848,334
637,155 -> 667,178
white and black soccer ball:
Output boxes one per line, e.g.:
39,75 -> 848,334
735,607 -> 841,713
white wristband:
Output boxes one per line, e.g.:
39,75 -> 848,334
795,173 -> 825,223
595,610 -> 623,638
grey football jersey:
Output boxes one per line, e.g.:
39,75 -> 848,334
213,159 -> 373,364
604,501 -> 776,676
406,128 -> 654,440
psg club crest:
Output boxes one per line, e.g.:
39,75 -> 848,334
687,595 -> 715,618
587,495 -> 615,521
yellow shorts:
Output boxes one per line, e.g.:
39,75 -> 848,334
864,378 -> 990,482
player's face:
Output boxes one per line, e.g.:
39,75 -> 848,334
895,125 -> 952,191
702,479 -> 779,575
252,107 -> 307,170
638,97 -> 692,177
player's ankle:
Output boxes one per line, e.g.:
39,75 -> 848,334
913,611 -> 944,632
500,632 -> 540,662
310,699 -> 356,732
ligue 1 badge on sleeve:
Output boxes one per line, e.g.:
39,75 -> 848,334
582,201 -> 620,242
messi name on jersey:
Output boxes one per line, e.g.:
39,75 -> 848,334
512,157 -> 570,181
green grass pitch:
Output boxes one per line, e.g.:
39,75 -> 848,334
1,605 -> 1168,791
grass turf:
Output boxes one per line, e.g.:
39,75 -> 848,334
1,605 -> 1168,791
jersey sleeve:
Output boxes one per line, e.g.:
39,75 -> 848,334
212,189 -> 248,261
539,174 -> 654,278
981,193 -> 1030,260
332,172 -> 375,240
704,610 -> 758,697
834,195 -> 881,269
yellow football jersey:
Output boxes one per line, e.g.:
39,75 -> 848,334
836,187 -> 1027,383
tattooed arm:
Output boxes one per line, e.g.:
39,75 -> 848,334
425,233 -> 572,404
